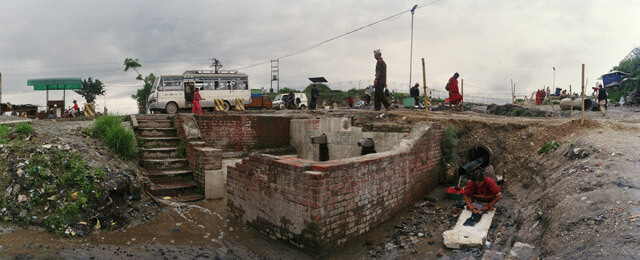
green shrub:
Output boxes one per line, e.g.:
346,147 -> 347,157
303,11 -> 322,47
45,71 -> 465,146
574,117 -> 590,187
14,123 -> 34,135
538,140 -> 559,154
510,108 -> 525,117
102,125 -> 138,160
88,115 -> 124,138
441,125 -> 460,168
177,140 -> 186,158
0,125 -> 9,144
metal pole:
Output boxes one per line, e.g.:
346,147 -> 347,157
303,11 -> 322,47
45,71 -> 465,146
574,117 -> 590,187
581,64 -> 585,125
409,5 -> 418,89
421,58 -> 428,121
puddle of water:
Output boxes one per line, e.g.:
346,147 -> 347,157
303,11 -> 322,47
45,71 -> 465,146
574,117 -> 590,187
0,198 -> 311,259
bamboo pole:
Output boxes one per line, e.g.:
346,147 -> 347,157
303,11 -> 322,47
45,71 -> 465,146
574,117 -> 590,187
421,58 -> 428,121
581,64 -> 585,125
570,85 -> 573,119
461,79 -> 464,111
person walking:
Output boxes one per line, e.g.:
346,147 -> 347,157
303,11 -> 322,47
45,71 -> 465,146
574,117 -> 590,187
347,96 -> 354,108
410,82 -> 420,108
310,84 -> 319,110
448,73 -> 462,111
597,84 -> 608,116
363,84 -> 373,109
192,88 -> 205,115
373,49 -> 391,111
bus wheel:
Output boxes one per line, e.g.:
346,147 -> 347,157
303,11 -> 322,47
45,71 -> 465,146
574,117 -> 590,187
299,104 -> 306,110
165,102 -> 179,114
223,101 -> 231,111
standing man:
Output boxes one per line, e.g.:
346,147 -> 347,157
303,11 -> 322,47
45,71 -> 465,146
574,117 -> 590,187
310,84 -> 319,110
410,82 -> 420,108
448,73 -> 462,111
597,84 -> 608,116
373,49 -> 391,111
363,84 -> 373,109
192,88 -> 204,115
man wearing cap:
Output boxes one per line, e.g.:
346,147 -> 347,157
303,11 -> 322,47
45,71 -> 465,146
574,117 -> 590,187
373,49 -> 391,111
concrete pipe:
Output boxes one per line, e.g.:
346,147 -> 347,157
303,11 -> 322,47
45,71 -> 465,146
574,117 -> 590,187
458,145 -> 493,176
559,98 -> 593,111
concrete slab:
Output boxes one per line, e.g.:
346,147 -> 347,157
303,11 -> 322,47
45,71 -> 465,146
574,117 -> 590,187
0,116 -> 31,125
204,169 -> 224,199
443,208 -> 496,249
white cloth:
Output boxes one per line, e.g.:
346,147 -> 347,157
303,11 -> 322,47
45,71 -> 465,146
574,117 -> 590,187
365,85 -> 373,96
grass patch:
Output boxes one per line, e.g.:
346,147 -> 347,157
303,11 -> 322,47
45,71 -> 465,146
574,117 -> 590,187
538,140 -> 559,154
87,115 -> 124,137
86,115 -> 137,160
14,123 -> 34,135
0,125 -> 9,144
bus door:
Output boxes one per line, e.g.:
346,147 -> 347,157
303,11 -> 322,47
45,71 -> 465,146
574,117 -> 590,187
184,80 -> 195,107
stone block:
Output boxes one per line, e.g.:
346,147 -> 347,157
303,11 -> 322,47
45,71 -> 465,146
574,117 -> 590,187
181,115 -> 202,140
205,169 -> 225,199
443,208 -> 496,249
509,242 -> 538,260
482,250 -> 506,260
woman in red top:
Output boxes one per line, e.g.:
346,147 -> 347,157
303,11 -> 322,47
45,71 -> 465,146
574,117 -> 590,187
448,73 -> 462,111
463,169 -> 502,214
192,88 -> 205,115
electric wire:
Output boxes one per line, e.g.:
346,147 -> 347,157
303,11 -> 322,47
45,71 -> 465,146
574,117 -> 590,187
231,0 -> 448,71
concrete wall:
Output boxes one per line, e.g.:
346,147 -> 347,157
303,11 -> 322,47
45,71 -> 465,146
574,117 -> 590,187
174,114 -> 291,152
290,117 -> 407,161
227,122 -> 443,253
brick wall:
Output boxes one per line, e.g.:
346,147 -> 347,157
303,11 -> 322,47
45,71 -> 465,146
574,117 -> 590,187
185,141 -> 222,186
227,122 -> 443,254
174,114 -> 290,152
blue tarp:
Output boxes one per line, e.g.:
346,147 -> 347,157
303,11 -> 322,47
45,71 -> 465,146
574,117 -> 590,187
602,71 -> 628,88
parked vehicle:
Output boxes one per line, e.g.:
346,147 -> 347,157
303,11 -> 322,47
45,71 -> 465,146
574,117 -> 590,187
272,93 -> 308,110
147,70 -> 251,114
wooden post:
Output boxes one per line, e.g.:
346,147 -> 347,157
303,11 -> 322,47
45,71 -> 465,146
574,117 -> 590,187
461,79 -> 464,111
421,58 -> 428,121
581,64 -> 585,125
570,85 -> 573,119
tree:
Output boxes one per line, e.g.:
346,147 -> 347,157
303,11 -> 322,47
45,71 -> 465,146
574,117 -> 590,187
74,77 -> 106,103
124,58 -> 154,114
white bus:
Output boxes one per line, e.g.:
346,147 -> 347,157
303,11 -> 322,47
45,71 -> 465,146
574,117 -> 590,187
148,70 -> 251,114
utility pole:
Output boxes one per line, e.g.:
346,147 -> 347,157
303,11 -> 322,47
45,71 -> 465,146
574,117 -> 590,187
409,5 -> 418,90
270,59 -> 279,93
210,58 -> 223,73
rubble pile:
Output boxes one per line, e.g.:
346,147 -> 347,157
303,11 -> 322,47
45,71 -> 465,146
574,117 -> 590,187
486,104 -> 553,117
0,121 -> 154,237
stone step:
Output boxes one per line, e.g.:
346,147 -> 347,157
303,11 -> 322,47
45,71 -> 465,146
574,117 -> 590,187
141,147 -> 179,159
161,193 -> 205,203
136,128 -> 178,137
147,178 -> 198,194
136,114 -> 173,121
137,119 -> 173,129
141,158 -> 188,170
144,169 -> 192,178
139,137 -> 181,148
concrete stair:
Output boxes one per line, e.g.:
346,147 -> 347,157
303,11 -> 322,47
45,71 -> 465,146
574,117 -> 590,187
134,114 -> 203,202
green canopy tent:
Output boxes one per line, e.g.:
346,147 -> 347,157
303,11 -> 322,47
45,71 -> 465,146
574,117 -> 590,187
27,78 -> 82,111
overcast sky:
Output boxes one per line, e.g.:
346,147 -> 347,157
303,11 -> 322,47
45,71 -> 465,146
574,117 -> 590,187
1,0 -> 639,113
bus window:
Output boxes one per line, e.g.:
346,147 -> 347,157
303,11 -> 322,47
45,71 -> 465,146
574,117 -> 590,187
237,80 -> 248,90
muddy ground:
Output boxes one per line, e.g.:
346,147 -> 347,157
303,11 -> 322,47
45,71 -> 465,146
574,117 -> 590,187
0,105 -> 638,259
